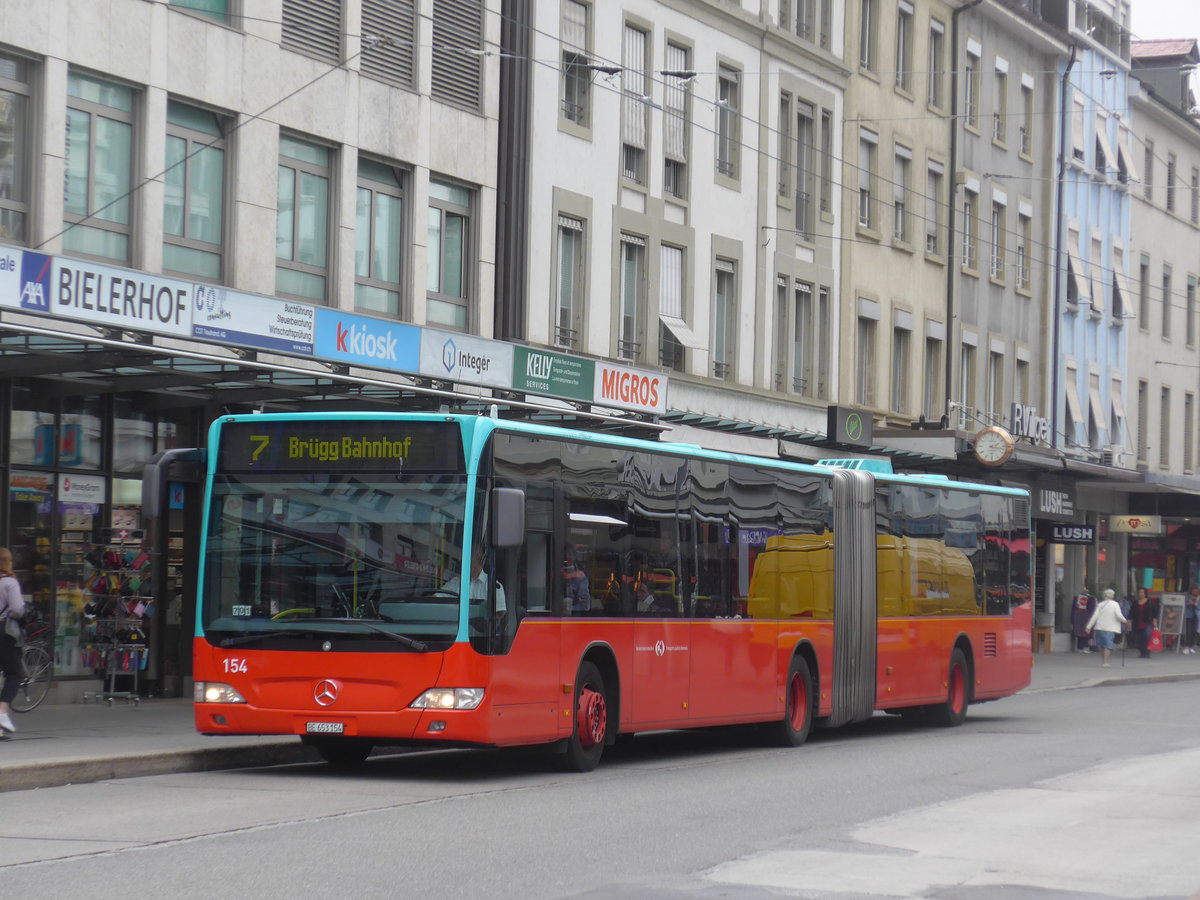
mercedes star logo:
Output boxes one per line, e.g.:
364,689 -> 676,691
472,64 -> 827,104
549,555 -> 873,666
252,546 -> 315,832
314,680 -> 339,706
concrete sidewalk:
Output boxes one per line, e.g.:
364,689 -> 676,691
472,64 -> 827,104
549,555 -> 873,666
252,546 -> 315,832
3,646 -> 1200,793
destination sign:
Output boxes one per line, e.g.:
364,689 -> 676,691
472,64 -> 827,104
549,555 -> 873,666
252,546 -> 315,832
218,420 -> 463,473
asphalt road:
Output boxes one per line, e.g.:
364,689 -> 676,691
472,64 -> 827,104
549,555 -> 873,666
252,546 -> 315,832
1,681 -> 1197,899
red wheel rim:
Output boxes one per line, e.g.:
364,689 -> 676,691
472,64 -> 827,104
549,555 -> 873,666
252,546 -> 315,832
949,663 -> 966,714
787,671 -> 808,731
576,684 -> 607,749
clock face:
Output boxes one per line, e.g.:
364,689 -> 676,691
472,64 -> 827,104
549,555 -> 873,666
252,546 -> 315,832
974,427 -> 1014,465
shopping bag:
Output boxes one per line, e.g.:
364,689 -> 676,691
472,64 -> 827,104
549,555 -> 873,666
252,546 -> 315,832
1148,628 -> 1164,652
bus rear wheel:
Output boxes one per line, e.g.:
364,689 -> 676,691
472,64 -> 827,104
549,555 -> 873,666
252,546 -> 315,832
558,661 -> 607,773
771,656 -> 813,747
304,736 -> 374,769
925,648 -> 970,727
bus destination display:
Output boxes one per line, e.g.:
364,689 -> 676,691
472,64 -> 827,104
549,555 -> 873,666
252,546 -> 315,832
218,420 -> 463,473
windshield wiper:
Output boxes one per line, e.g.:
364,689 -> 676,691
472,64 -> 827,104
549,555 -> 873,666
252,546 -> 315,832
321,618 -> 428,651
218,619 -> 427,651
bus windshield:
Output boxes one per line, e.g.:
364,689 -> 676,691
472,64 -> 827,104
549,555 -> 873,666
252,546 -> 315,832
201,472 -> 469,648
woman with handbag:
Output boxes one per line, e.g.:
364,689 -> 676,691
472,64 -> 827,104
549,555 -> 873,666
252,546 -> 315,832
0,546 -> 27,734
1130,588 -> 1159,659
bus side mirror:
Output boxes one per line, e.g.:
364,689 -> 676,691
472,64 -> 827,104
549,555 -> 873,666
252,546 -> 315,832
491,487 -> 525,548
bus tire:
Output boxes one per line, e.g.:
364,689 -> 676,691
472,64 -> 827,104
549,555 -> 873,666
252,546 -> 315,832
558,661 -> 607,773
304,736 -> 374,769
771,656 -> 813,747
926,648 -> 970,728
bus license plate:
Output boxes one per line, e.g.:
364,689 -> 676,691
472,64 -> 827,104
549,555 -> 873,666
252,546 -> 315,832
306,722 -> 344,734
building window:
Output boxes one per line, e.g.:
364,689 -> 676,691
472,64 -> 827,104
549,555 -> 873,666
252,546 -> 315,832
1137,380 -> 1149,464
554,216 -> 585,348
658,244 -> 690,372
927,20 -> 945,108
986,350 -> 1003,420
960,342 -> 976,426
962,188 -> 978,271
1019,80 -> 1033,157
163,101 -> 226,282
282,0 -> 342,63
893,147 -> 910,243
620,24 -> 649,183
778,92 -> 792,198
926,162 -> 943,254
0,52 -> 30,243
891,324 -> 910,413
361,0 -> 416,89
170,0 -> 230,23
560,0 -> 590,125
964,49 -> 979,130
774,278 -> 788,391
1192,167 -> 1199,225
816,287 -> 831,399
859,0 -> 877,72
276,135 -> 331,302
794,282 -> 814,394
1111,250 -> 1126,321
712,260 -> 737,379
1143,139 -> 1154,201
716,66 -> 740,179
856,313 -> 876,405
989,201 -> 1005,281
431,0 -> 484,110
895,2 -> 913,92
1139,256 -> 1150,328
1160,387 -> 1171,468
1186,393 -> 1195,472
618,234 -> 646,362
1167,153 -> 1177,213
796,0 -> 817,41
1071,95 -> 1086,162
1162,266 -> 1172,339
1188,277 -> 1197,349
796,103 -> 815,238
426,179 -> 473,329
1015,357 -> 1029,407
992,65 -> 1007,144
819,109 -> 833,214
858,130 -> 877,229
64,71 -> 135,263
1017,211 -> 1031,290
923,335 -> 942,418
355,158 -> 406,316
663,43 -> 691,199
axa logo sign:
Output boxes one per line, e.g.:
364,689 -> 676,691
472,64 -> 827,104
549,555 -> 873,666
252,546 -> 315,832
313,309 -> 419,372
19,251 -> 52,313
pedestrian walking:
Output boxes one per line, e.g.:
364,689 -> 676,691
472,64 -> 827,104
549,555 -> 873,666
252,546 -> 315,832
1086,589 -> 1129,668
1071,589 -> 1096,652
1130,588 -> 1159,659
1184,588 -> 1199,654
0,546 -> 27,735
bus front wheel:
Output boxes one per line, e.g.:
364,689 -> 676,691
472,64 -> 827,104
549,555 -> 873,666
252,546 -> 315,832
771,656 -> 813,747
558,661 -> 607,773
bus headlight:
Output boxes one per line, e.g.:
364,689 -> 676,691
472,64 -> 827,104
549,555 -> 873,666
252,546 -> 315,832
194,682 -> 247,704
410,688 -> 485,710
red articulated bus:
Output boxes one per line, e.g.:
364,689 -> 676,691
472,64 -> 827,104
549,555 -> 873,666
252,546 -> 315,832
169,412 -> 1032,771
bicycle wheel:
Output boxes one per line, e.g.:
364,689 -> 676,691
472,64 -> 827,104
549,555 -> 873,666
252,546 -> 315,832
11,644 -> 52,713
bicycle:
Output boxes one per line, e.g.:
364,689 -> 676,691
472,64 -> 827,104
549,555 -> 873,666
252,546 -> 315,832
1,617 -> 53,713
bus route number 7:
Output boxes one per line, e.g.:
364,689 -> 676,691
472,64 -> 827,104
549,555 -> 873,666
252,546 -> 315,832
250,434 -> 270,461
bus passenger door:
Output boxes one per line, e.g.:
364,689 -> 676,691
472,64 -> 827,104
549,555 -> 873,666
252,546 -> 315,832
631,617 -> 690,725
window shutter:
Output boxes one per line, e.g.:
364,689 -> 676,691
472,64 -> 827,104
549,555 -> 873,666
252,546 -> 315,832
431,0 -> 483,111
562,1 -> 586,49
621,26 -> 647,149
660,245 -> 683,317
663,44 -> 687,162
361,0 -> 416,89
282,0 -> 343,64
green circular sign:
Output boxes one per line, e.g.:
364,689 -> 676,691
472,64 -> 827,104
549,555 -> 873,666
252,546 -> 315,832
845,413 -> 863,442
